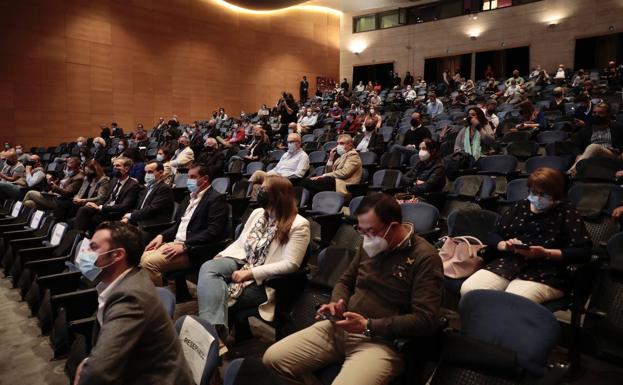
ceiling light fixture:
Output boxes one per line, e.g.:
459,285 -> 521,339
211,0 -> 342,17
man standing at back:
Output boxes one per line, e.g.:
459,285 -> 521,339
74,221 -> 193,385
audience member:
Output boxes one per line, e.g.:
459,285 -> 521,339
389,112 -> 431,159
454,107 -> 494,160
301,134 -> 362,196
197,175 -> 310,337
170,136 -> 194,174
197,138 -> 225,178
337,112 -> 361,135
73,157 -> 140,233
505,69 -> 525,87
263,193 -> 443,385
461,168 -> 592,303
141,163 -> 229,286
156,147 -> 174,185
402,138 -> 445,195
54,160 -> 110,221
426,92 -> 444,118
250,133 -> 309,184
0,150 -> 28,200
354,122 -> 384,155
23,156 -> 84,210
73,221 -> 194,385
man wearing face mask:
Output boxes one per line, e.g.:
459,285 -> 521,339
462,168 -> 592,304
568,102 -> 623,176
169,136 -> 194,175
0,149 -> 30,200
197,137 -> 225,178
301,134 -> 362,196
337,112 -> 361,135
389,112 -> 431,159
72,221 -> 194,385
121,161 -> 174,227
297,107 -> 318,134
23,156 -> 84,210
483,99 -> 499,133
140,163 -> 229,286
264,193 -> 443,385
250,133 -> 310,188
354,122 -> 384,156
73,157 -> 140,233
14,144 -> 30,164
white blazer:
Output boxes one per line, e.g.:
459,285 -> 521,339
216,208 -> 310,321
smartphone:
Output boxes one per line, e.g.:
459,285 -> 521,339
318,312 -> 344,323
511,243 -> 530,250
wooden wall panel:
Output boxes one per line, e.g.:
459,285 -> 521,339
0,0 -> 340,148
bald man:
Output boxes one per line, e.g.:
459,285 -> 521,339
197,137 -> 225,178
250,133 -> 310,188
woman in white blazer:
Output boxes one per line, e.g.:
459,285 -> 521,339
196,175 -> 310,335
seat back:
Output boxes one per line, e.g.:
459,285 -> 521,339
379,152 -> 402,169
476,155 -> 517,175
212,177 -> 231,195
244,161 -> 264,177
575,157 -> 623,183
348,196 -> 365,220
173,173 -> 188,188
536,131 -> 568,144
447,208 -> 498,240
175,315 -> 220,385
322,141 -> 337,152
359,151 -> 377,166
506,141 -> 539,158
311,192 -> 344,214
525,155 -> 569,174
372,169 -> 402,188
459,290 -> 560,375
49,223 -> 69,247
452,175 -> 495,198
155,287 -> 175,318
308,151 -> 327,164
505,178 -> 529,202
400,202 -> 439,234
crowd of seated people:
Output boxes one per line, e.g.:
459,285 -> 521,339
1,60 -> 622,384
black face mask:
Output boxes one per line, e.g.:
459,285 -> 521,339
205,146 -> 214,152
5,159 -> 15,166
592,115 -> 609,126
178,143 -> 186,150
256,189 -> 269,208
486,109 -> 496,115
112,169 -> 123,178
411,119 -> 420,127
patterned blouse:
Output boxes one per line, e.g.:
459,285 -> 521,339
485,200 -> 592,289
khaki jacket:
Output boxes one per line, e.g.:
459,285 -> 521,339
323,149 -> 362,195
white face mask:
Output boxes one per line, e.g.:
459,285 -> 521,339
362,224 -> 393,258
418,150 -> 430,162
336,145 -> 346,156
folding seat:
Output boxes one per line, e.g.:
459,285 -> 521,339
308,150 -> 327,167
567,183 -> 623,247
524,155 -> 570,174
212,177 -> 231,195
427,290 -> 568,385
536,130 -> 568,145
379,126 -> 394,142
400,202 -> 440,240
475,155 -> 518,195
575,157 -> 623,183
498,178 -> 529,214
359,151 -> 378,169
369,169 -> 403,194
441,175 -> 497,219
379,151 -> 403,169
243,161 -> 264,178
322,141 -> 337,152
506,140 -> 539,160
304,191 -> 345,247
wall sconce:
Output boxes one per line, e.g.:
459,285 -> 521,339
609,25 -> 615,31
350,41 -> 367,55
547,21 -> 558,29
470,35 -> 477,40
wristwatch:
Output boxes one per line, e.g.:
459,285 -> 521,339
363,318 -> 373,338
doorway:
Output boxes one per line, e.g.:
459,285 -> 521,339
353,62 -> 394,89
575,33 -> 623,70
475,46 -> 530,80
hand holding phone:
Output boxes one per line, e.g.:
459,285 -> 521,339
510,243 -> 530,250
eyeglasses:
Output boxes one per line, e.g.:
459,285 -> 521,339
353,224 -> 386,237
529,190 -> 551,198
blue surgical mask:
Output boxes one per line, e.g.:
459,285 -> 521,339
287,142 -> 297,153
76,247 -> 120,282
144,173 -> 156,186
187,178 -> 198,193
156,154 -> 164,162
527,193 -> 553,212
94,142 -> 101,149
65,168 -> 74,177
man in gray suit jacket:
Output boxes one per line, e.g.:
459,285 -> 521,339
74,221 -> 193,385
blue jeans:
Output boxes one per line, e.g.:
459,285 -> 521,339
197,257 -> 267,327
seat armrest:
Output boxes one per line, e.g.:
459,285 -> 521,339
18,246 -> 58,263
10,237 -> 46,251
51,289 -> 98,321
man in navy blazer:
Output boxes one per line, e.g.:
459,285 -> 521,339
140,163 -> 229,286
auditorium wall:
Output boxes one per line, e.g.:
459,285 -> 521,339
340,0 -> 623,83
0,0 -> 340,148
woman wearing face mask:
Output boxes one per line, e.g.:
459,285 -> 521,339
156,147 -> 173,185
92,137 -> 109,167
113,139 -> 129,159
363,107 -> 382,130
243,127 -> 269,163
453,107 -> 494,161
461,167 -> 592,304
196,175 -> 310,339
55,160 -> 110,221
402,139 -> 445,196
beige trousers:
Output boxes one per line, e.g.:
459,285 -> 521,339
140,242 -> 190,286
460,268 -> 564,304
22,190 -> 59,210
568,143 -> 619,173
263,320 -> 403,385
